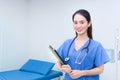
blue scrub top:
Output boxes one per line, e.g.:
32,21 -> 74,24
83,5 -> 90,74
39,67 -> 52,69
57,38 -> 110,80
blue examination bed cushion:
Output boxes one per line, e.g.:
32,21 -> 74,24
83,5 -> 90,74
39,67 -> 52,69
0,59 -> 63,80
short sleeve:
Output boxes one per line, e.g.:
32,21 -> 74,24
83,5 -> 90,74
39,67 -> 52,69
56,40 -> 68,64
95,43 -> 110,67
57,39 -> 73,64
57,44 -> 65,60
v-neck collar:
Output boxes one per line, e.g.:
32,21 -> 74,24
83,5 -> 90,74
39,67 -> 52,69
73,39 -> 90,52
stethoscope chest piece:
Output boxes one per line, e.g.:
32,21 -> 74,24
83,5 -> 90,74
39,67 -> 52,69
65,57 -> 69,61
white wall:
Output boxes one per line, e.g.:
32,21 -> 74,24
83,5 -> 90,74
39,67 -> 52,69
28,0 -> 120,80
0,0 -> 29,71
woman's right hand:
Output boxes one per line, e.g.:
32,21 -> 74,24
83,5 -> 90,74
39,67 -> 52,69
61,64 -> 72,73
56,61 -> 72,73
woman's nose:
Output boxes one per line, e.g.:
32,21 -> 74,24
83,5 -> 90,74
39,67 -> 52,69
76,24 -> 81,27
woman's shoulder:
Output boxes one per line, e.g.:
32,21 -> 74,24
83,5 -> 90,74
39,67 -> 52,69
90,39 -> 106,52
90,39 -> 102,47
58,38 -> 74,49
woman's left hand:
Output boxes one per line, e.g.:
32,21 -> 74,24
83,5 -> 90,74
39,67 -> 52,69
69,70 -> 84,79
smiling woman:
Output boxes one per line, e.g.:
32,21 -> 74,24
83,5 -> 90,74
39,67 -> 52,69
56,9 -> 110,80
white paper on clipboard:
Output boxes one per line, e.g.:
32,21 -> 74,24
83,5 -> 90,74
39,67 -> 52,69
49,45 -> 64,64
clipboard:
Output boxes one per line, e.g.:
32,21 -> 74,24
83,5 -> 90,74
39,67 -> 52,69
49,45 -> 64,64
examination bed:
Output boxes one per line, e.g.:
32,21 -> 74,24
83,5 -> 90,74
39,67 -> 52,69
0,59 -> 63,80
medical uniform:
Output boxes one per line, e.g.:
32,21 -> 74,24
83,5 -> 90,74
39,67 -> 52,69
57,38 -> 110,80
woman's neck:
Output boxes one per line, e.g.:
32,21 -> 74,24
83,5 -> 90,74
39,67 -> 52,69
76,34 -> 89,41
74,35 -> 89,51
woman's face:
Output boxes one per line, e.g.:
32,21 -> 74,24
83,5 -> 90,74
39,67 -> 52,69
73,13 -> 90,36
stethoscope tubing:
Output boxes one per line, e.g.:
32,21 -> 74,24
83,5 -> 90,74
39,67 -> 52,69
65,37 -> 91,62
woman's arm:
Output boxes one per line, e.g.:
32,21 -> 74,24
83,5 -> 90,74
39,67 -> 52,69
56,61 -> 62,71
69,64 -> 104,79
84,64 -> 104,76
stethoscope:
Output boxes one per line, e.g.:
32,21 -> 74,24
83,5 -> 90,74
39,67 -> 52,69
64,37 -> 91,64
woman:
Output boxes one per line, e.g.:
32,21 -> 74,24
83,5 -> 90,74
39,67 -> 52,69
56,9 -> 110,80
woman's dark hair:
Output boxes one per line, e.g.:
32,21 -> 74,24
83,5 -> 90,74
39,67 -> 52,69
72,9 -> 93,39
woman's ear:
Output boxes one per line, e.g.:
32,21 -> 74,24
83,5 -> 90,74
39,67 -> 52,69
88,21 -> 91,27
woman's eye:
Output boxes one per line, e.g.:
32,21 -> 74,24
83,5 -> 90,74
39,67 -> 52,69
74,22 -> 77,24
80,21 -> 84,24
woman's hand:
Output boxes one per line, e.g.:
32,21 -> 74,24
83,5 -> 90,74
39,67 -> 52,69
56,61 -> 72,73
69,65 -> 104,79
61,65 -> 72,73
69,70 -> 85,79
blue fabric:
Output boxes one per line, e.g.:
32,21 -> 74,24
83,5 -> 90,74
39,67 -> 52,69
0,70 -> 63,80
57,38 -> 110,80
20,59 -> 55,75
0,70 -> 43,80
37,70 -> 63,80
